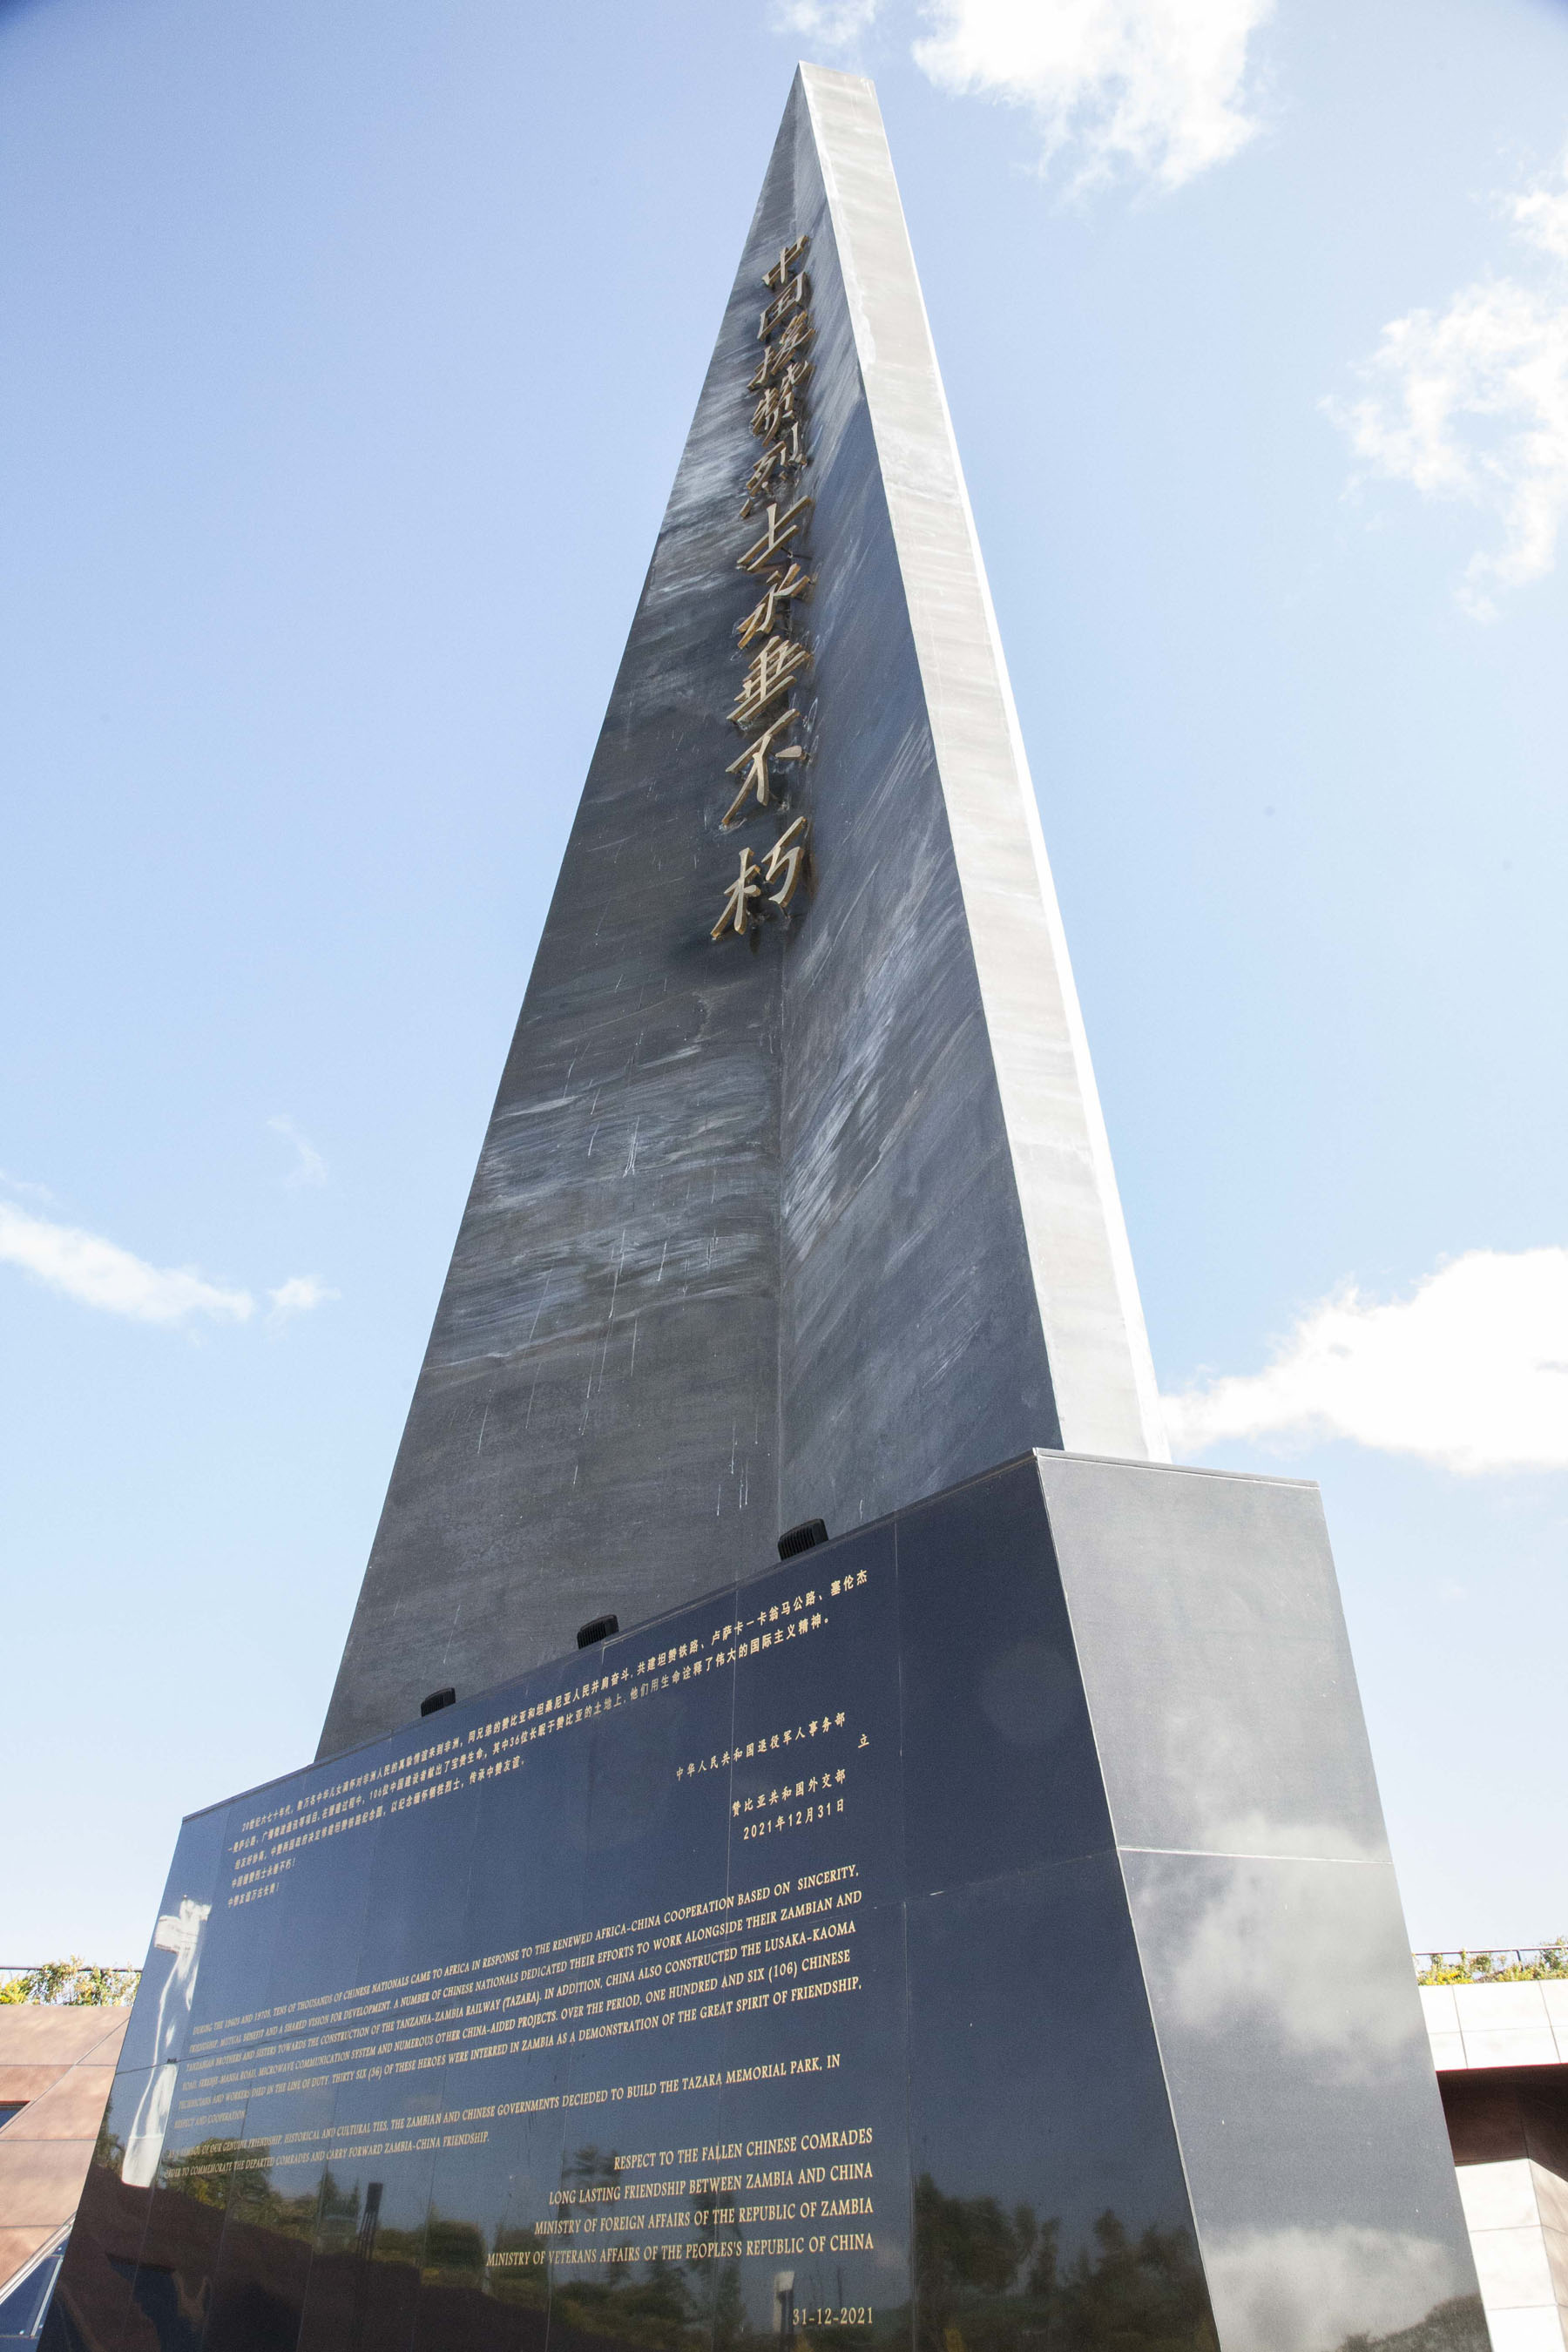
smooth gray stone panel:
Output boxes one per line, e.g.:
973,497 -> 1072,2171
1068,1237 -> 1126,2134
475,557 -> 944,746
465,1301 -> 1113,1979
1033,1450 -> 1483,2352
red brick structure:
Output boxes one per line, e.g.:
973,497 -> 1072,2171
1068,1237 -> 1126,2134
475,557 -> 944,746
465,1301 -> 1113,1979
0,2006 -> 129,2302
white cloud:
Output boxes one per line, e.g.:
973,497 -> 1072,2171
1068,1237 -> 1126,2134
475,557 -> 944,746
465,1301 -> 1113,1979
0,1199 -> 253,1327
1326,149 -> 1568,615
1162,1247 -> 1568,1476
913,0 -> 1274,192
0,1168 -> 58,1206
267,1114 -> 328,1190
0,1193 -> 335,1334
1513,159 -> 1568,265
1152,1847 -> 1420,2076
267,1275 -> 339,1326
1205,2225 -> 1467,2352
774,0 -> 880,44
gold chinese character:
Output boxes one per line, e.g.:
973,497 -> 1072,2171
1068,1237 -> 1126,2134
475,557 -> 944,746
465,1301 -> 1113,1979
749,312 -> 816,390
763,235 -> 808,290
740,437 -> 787,517
761,814 -> 809,910
740,423 -> 807,514
751,363 -> 811,442
711,817 -> 810,940
736,562 -> 814,650
766,818 -> 818,908
739,496 -> 811,575
723,706 -> 804,828
713,847 -> 761,940
760,276 -> 808,340
729,633 -> 811,728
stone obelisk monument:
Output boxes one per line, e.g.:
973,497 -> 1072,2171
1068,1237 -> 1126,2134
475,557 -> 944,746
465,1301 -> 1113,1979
321,64 -> 1166,1760
49,70 -> 1481,2352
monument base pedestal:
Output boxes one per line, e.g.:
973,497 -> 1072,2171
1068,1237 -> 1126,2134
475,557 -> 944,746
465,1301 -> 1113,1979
50,1453 -> 1480,2352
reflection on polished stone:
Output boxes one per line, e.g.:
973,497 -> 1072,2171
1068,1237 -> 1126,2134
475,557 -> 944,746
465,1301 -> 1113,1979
45,1456 -> 1484,2352
913,2178 -> 1214,2352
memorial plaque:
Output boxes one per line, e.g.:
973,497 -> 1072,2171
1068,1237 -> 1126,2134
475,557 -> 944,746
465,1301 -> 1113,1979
50,1458 -> 1483,2352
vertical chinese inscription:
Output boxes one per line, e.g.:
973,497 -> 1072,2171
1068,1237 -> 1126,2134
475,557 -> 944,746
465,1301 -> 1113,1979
713,234 -> 818,943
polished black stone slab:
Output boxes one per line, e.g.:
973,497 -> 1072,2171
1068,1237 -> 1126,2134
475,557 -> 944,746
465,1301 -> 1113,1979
48,1456 -> 1483,2352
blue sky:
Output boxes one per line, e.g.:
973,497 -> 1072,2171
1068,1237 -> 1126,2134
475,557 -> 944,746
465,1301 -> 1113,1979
3,0 -> 1566,1963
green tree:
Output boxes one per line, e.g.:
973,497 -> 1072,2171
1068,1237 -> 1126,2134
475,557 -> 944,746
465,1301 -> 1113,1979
0,1957 -> 140,2005
1056,2210 -> 1216,2350
914,2173 -> 1039,2352
908,2177 -> 1217,2352
1419,1938 -> 1568,1984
